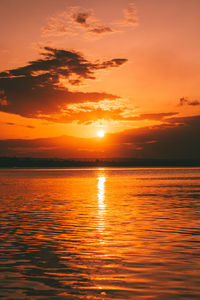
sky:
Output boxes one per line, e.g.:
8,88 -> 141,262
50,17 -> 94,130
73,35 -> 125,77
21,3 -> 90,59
0,0 -> 200,159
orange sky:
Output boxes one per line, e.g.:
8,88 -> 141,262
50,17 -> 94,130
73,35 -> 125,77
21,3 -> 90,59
0,0 -> 200,158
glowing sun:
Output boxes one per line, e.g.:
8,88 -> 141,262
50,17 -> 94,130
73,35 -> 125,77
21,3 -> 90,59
97,130 -> 105,138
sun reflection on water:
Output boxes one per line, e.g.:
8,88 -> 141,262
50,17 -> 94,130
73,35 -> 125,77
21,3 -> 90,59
97,175 -> 106,235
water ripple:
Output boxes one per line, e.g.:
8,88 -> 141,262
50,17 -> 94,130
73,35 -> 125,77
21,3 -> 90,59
0,168 -> 200,299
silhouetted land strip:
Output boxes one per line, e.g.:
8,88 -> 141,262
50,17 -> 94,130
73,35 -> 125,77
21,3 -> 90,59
0,157 -> 200,168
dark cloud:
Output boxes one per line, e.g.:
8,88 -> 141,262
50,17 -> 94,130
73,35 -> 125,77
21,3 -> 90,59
4,122 -> 35,129
179,97 -> 200,106
113,115 -> 200,159
72,11 -> 113,34
100,58 -> 127,68
72,12 -> 91,27
89,26 -> 113,34
132,112 -> 178,121
6,122 -> 15,126
0,47 -> 127,120
0,47 -> 126,79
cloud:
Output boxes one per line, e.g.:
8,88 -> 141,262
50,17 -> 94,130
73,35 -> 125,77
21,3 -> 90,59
89,26 -> 113,34
4,122 -> 35,129
131,112 -> 178,121
0,47 -> 127,121
50,106 -> 178,125
0,46 -> 126,79
109,115 -> 200,159
0,115 -> 200,159
112,2 -> 138,28
123,3 -> 138,26
72,11 -> 91,27
43,7 -> 115,37
48,96 -> 177,124
72,10 -> 113,35
179,97 -> 200,106
6,122 -> 15,126
42,4 -> 138,38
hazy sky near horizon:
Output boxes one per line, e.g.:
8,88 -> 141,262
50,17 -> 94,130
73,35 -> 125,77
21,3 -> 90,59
0,0 -> 200,158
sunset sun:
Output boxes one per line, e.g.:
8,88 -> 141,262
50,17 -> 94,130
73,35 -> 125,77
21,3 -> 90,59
97,130 -> 105,138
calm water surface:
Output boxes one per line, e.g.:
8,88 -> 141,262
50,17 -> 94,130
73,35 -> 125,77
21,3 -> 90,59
0,168 -> 200,299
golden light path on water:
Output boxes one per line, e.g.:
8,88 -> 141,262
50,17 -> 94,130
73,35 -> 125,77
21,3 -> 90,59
96,170 -> 107,294
97,172 -> 106,235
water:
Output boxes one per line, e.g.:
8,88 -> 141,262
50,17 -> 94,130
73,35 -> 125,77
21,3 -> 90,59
0,168 -> 200,299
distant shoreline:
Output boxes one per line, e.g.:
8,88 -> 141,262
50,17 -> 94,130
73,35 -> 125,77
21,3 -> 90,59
0,157 -> 200,168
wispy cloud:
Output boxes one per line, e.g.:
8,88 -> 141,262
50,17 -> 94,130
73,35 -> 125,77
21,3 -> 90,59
89,26 -> 113,34
42,7 -> 114,37
3,122 -> 35,129
42,3 -> 138,38
54,98 -> 178,124
123,3 -> 138,26
179,97 -> 200,106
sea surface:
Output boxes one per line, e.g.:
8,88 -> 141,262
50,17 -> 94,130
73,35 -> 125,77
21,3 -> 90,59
0,168 -> 200,299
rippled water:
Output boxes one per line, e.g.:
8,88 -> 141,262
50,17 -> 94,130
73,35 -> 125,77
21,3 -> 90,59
0,168 -> 200,299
